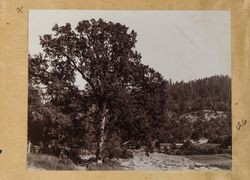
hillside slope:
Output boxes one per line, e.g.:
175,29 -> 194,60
159,110 -> 231,143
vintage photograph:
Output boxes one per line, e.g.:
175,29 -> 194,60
27,10 -> 231,170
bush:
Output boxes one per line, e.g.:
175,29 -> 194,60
103,136 -> 133,160
121,148 -> 133,159
103,145 -> 133,159
181,140 -> 192,150
64,148 -> 83,165
183,143 -> 223,155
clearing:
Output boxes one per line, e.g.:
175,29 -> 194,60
115,151 -> 226,171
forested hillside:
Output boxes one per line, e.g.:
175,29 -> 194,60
166,75 -> 231,114
160,75 -> 231,150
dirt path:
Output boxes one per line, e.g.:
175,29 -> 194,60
117,151 -> 219,170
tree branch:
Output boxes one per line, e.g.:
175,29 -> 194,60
60,50 -> 97,94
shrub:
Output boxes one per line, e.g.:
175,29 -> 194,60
121,148 -> 133,159
183,143 -> 224,155
103,137 -> 133,159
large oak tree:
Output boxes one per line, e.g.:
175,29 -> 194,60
29,19 -> 167,163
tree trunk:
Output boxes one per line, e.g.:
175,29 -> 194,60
96,103 -> 108,163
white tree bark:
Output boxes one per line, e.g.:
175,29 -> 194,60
97,112 -> 107,163
96,102 -> 109,164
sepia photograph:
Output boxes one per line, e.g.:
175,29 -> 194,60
27,10 -> 231,171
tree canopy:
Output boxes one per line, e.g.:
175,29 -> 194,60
28,18 -> 167,162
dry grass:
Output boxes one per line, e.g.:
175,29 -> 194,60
27,153 -> 77,170
86,161 -> 124,171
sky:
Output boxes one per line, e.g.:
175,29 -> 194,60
29,10 -> 231,89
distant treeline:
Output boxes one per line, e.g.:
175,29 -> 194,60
166,75 -> 231,114
158,75 -> 231,149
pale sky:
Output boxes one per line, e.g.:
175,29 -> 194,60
29,10 -> 231,89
